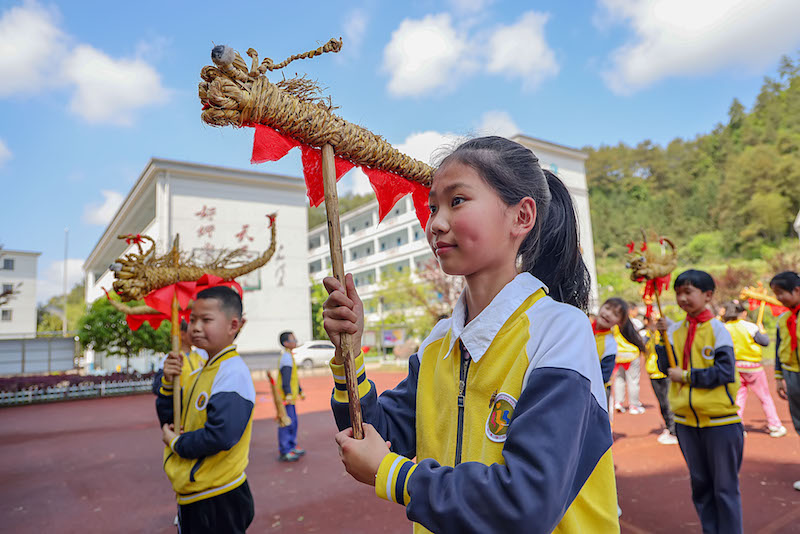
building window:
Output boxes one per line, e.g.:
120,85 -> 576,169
1,310 -> 11,321
352,251 -> 358,260
366,247 -> 372,254
396,237 -> 402,246
380,243 -> 386,251
2,284 -> 12,294
2,259 -> 13,270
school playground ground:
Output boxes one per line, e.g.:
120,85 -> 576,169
2,367 -> 799,533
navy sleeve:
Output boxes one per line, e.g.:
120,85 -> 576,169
753,331 -> 769,347
776,327 -> 784,377
332,353 -> 419,459
152,370 -> 164,396
280,365 -> 292,396
690,346 -> 736,389
600,354 -> 615,384
155,387 -> 175,427
173,391 -> 254,459
406,367 -> 612,534
655,343 -> 673,374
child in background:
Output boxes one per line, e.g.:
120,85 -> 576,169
277,331 -> 305,462
323,136 -> 619,532
770,271 -> 800,490
643,315 -> 678,445
613,315 -> 646,414
595,298 -> 646,407
722,301 -> 785,438
656,270 -> 742,534
157,287 -> 255,533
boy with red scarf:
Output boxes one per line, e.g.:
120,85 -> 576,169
656,269 -> 742,534
770,271 -> 800,491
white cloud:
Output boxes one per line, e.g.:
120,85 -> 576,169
476,110 -> 520,138
0,139 -> 11,168
82,190 -> 124,226
486,11 -> 559,89
599,0 -> 800,95
383,14 -> 473,97
0,1 -> 67,97
341,9 -> 368,58
447,0 -> 494,14
62,44 -> 171,125
396,130 -> 464,166
347,168 -> 374,196
37,258 -> 84,304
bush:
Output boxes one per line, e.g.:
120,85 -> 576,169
685,232 -> 724,262
0,372 -> 156,393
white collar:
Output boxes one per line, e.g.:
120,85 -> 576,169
446,272 -> 547,362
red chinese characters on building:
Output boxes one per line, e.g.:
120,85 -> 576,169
195,206 -> 216,220
235,224 -> 255,243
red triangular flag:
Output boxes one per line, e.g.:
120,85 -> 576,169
251,124 -> 301,164
301,146 -> 354,207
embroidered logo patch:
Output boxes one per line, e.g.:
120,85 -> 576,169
702,346 -> 714,360
486,392 -> 517,442
195,392 -> 209,411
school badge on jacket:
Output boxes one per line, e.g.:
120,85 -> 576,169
486,392 -> 516,442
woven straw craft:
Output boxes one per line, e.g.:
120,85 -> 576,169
198,39 -> 434,187
625,232 -> 678,281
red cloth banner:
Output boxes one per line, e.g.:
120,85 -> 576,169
251,124 -> 300,164
300,146 -> 355,207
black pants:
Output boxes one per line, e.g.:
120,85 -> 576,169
676,423 -> 743,534
179,480 -> 254,534
650,377 -> 675,434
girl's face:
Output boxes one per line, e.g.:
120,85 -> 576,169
771,284 -> 800,309
426,161 -> 528,279
596,303 -> 623,330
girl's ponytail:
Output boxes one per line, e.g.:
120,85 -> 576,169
528,170 -> 590,310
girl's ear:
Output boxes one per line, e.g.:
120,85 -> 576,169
512,197 -> 536,236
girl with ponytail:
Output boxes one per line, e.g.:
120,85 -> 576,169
323,136 -> 618,533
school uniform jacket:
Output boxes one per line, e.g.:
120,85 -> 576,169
775,310 -> 800,379
594,330 -> 617,386
330,273 -> 619,534
278,349 -> 301,404
724,319 -> 768,373
612,325 -> 639,364
657,318 -> 740,428
156,345 -> 255,505
151,348 -> 208,396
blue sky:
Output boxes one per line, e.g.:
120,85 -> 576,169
1,0 -> 799,303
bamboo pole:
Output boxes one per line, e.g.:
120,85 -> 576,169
171,292 -> 181,431
321,143 -> 364,439
654,290 -> 678,369
756,301 -> 766,332
267,371 -> 292,427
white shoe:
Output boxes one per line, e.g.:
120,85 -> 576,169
173,514 -> 179,526
614,403 -> 626,413
628,405 -> 645,415
657,431 -> 678,445
768,425 -> 787,438
793,480 -> 800,491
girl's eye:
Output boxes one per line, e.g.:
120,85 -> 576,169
451,196 -> 465,207
429,204 -> 438,214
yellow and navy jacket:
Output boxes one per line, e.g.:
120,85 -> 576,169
612,325 -> 639,364
156,345 -> 255,504
594,329 -> 617,386
644,332 -> 666,380
724,319 -> 768,373
330,273 -> 619,534
657,318 -> 740,428
151,348 -> 209,395
775,310 -> 800,379
278,349 -> 302,404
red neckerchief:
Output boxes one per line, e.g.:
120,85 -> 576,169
592,320 -> 610,336
788,304 -> 800,352
683,309 -> 715,368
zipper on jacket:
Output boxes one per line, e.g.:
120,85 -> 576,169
189,457 -> 205,482
685,345 -> 700,428
454,341 -> 471,466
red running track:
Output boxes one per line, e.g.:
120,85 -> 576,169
1,369 -> 798,533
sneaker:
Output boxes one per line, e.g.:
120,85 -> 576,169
291,447 -> 306,456
628,405 -> 645,415
768,425 -> 787,438
794,480 -> 800,491
614,403 -> 626,413
173,515 -> 179,526
657,431 -> 678,445
279,451 -> 300,462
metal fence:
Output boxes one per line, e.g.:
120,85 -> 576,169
0,378 -> 153,407
0,337 -> 77,375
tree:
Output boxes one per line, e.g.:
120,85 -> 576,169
77,296 -> 171,372
37,282 -> 86,333
309,281 -> 328,340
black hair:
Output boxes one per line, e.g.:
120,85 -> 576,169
674,269 -> 715,293
722,300 -> 746,322
770,271 -> 800,292
279,331 -> 294,347
602,297 -> 646,352
195,286 -> 243,319
440,136 -> 590,310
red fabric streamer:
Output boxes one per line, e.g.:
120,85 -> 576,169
143,282 -> 196,317
746,298 -> 788,317
267,213 -> 277,228
787,305 -> 800,352
124,234 -> 143,245
193,273 -> 243,298
642,274 -> 671,300
640,241 -> 648,252
300,146 -> 354,207
251,124 -> 300,164
126,309 -> 191,331
683,309 -> 714,369
626,242 -> 635,253
362,167 -> 419,222
411,182 -> 430,229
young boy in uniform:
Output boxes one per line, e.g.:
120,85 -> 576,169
157,286 -> 255,533
657,270 -> 743,534
277,330 -> 305,462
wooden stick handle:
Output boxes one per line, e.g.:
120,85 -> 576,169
756,302 -> 766,331
654,290 -> 678,368
171,293 -> 181,431
321,143 -> 364,440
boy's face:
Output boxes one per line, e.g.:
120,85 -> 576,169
771,284 -> 800,309
283,333 -> 298,350
675,284 -> 713,316
189,298 -> 241,354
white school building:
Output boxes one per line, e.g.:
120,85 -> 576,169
83,158 -> 311,372
0,249 -> 40,338
308,134 -> 599,349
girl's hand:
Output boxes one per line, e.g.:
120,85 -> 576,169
323,274 -> 364,364
777,379 -> 788,400
334,423 -> 392,486
667,367 -> 685,383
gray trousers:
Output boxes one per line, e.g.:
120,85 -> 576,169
614,356 -> 641,407
783,369 -> 800,435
